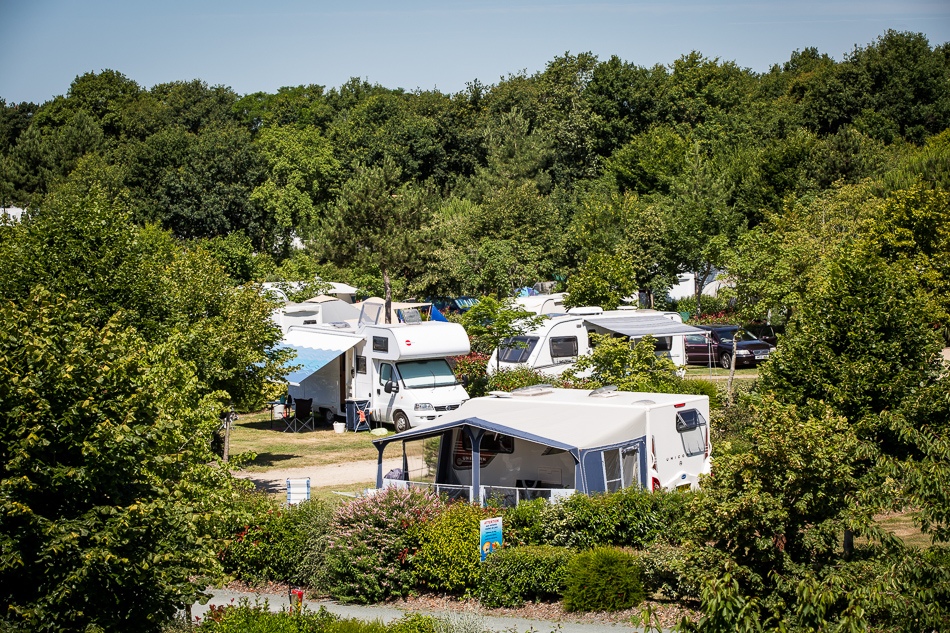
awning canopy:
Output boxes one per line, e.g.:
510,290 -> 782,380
280,330 -> 362,386
371,390 -> 684,453
584,315 -> 704,338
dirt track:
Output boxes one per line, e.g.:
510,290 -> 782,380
233,457 -> 403,494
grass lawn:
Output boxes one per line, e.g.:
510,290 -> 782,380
228,410 -> 393,472
875,512 -> 933,549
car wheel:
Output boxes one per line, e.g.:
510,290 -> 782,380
393,411 -> 411,433
719,352 -> 733,370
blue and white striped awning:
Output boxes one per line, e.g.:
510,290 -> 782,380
280,330 -> 362,386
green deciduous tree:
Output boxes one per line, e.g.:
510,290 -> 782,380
0,290 -> 241,632
458,296 -> 544,360
318,159 -> 431,321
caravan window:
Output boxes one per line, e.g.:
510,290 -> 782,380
498,336 -> 539,363
550,336 -> 578,362
373,336 -> 389,352
356,356 -> 367,374
676,409 -> 708,457
603,445 -> 641,492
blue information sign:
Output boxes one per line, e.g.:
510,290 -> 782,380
479,517 -> 503,561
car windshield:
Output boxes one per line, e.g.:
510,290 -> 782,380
715,327 -> 759,342
498,336 -> 539,363
396,359 -> 458,389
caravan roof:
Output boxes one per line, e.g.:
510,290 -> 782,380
373,387 -> 706,454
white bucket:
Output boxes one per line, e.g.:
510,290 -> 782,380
333,422 -> 346,434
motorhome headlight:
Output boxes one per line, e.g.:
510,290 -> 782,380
414,403 -> 435,412
736,349 -> 752,356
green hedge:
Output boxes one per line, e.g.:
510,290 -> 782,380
506,488 -> 683,550
562,547 -> 646,612
478,545 -> 572,608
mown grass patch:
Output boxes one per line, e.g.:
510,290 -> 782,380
230,410 -> 389,472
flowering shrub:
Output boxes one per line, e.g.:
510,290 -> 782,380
451,352 -> 489,397
326,487 -> 444,603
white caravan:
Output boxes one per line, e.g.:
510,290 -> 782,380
282,304 -> 470,432
487,310 -> 705,376
373,386 -> 712,506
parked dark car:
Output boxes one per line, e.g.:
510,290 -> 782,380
742,322 -> 783,346
684,325 -> 775,369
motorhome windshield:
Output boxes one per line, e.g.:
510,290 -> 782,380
396,359 -> 458,389
498,336 -> 539,363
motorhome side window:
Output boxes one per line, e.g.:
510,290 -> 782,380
498,336 -> 539,363
550,336 -> 578,362
603,445 -> 640,492
676,409 -> 708,457
372,336 -> 388,352
379,363 -> 394,386
356,356 -> 367,374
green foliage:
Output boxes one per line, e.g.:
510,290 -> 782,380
195,599 -> 339,633
325,487 -> 444,603
485,367 -> 552,393
505,488 -> 686,551
0,290 -> 240,633
761,247 -> 943,424
629,544 -> 698,601
449,352 -> 489,398
414,502 -> 487,594
219,494 -> 336,588
564,252 -> 637,311
477,545 -> 572,608
458,296 -> 544,357
0,167 -> 288,411
384,613 -> 437,633
562,547 -> 646,612
569,334 -> 678,392
687,396 -> 861,580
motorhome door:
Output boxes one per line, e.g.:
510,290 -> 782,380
375,361 -> 398,423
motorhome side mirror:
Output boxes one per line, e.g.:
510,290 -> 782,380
460,375 -> 470,387
384,380 -> 399,394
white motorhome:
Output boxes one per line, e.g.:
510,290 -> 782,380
487,310 -> 705,375
282,304 -> 470,432
274,297 -> 362,333
372,386 -> 712,506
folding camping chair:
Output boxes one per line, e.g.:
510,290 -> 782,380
286,478 -> 310,505
348,399 -> 372,432
284,397 -> 315,432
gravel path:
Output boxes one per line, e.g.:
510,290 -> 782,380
191,587 -> 678,632
233,458 -> 403,494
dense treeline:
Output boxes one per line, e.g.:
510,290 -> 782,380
2,29 -> 948,305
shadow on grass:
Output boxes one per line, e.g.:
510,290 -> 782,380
239,418 -> 281,431
247,452 -> 297,468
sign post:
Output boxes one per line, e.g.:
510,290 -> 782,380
479,516 -> 503,561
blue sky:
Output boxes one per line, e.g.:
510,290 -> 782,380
1,0 -> 948,104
